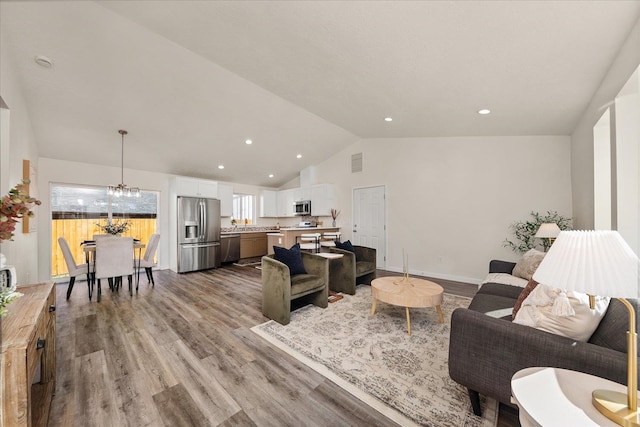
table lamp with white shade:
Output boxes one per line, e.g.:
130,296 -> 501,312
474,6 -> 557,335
534,222 -> 561,251
533,230 -> 640,426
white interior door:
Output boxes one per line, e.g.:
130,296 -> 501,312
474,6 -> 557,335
352,186 -> 386,268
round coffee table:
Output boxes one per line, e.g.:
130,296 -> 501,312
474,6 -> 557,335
370,276 -> 444,335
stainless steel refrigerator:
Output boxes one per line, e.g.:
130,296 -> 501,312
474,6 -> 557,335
177,196 -> 221,273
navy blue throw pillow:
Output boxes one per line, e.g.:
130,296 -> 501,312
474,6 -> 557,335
273,243 -> 307,275
335,240 -> 355,254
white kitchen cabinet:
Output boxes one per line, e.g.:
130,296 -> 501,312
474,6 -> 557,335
311,184 -> 334,216
218,183 -> 233,217
173,177 -> 218,198
260,190 -> 278,217
292,187 -> 312,202
277,189 -> 294,217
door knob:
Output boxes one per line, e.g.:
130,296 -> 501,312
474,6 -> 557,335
37,338 -> 46,349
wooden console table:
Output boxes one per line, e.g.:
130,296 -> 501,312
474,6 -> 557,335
1,282 -> 56,427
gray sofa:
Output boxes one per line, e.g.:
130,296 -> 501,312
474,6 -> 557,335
448,260 -> 640,416
328,246 -> 377,295
261,252 -> 329,325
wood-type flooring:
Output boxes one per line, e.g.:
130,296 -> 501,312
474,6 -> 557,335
48,265 -> 520,426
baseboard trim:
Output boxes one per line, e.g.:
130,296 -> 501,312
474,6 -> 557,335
383,266 -> 482,286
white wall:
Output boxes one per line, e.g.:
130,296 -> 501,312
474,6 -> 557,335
571,17 -> 640,229
0,28 -> 40,285
614,68 -> 640,253
313,136 -> 573,283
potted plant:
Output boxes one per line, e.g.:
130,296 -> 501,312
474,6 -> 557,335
504,210 -> 572,253
95,219 -> 130,235
0,180 -> 41,315
330,208 -> 340,227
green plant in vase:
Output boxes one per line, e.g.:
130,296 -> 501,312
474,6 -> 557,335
504,210 -> 572,253
96,219 -> 130,235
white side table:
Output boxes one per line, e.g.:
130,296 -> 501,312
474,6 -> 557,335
511,367 -> 627,426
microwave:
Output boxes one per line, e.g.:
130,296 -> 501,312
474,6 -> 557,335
294,200 -> 311,216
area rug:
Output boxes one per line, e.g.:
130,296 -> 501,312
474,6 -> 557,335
233,257 -> 262,267
251,285 -> 498,427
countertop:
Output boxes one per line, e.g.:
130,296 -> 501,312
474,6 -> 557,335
278,226 -> 341,231
221,226 -> 340,235
221,230 -> 270,235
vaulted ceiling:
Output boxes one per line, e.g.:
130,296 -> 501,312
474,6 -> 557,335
1,1 -> 639,187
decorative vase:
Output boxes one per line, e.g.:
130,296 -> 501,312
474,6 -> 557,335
332,220 -> 336,227
0,253 -> 5,268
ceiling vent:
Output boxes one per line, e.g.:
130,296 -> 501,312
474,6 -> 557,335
351,153 -> 363,173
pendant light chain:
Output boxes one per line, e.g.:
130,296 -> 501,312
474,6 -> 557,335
107,129 -> 140,198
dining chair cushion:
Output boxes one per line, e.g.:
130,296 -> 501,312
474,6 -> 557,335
136,233 -> 160,268
273,243 -> 307,275
58,237 -> 89,276
95,236 -> 134,279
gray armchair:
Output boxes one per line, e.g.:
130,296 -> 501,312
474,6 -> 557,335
328,246 -> 376,295
261,252 -> 329,325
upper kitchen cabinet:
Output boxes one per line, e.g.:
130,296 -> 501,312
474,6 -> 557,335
277,189 -> 295,217
260,190 -> 278,217
311,184 -> 334,216
218,183 -> 233,217
292,187 -> 312,202
173,177 -> 218,198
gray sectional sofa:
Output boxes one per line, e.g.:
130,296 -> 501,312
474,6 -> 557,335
448,260 -> 640,416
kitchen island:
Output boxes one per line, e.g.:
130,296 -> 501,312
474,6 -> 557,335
267,227 -> 340,254
221,230 -> 271,260
221,226 -> 341,259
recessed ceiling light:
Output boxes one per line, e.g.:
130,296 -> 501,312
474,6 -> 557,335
34,55 -> 53,68
218,165 -> 224,169
268,174 -> 274,178
478,109 -> 491,115
245,139 -> 252,145
384,117 -> 393,122
296,154 -> 302,159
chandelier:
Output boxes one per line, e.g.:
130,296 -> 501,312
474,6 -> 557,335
107,130 -> 140,198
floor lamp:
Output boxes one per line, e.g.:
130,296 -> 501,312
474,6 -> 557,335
533,230 -> 640,426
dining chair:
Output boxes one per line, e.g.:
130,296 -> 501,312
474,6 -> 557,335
94,236 -> 134,302
58,237 -> 91,300
134,233 -> 160,286
297,233 -> 321,253
319,232 -> 341,249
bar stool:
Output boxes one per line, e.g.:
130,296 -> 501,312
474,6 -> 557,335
320,232 -> 341,249
298,233 -> 321,253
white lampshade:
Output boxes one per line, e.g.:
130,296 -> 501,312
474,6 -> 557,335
533,230 -> 640,298
534,223 -> 561,238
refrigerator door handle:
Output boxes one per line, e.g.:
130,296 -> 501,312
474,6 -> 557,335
181,242 -> 220,249
201,199 -> 207,240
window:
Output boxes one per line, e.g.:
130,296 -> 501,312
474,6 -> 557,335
51,184 -> 159,277
232,194 -> 254,225
593,65 -> 640,253
593,108 -> 611,230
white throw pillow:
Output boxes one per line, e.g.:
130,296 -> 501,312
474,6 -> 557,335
512,249 -> 546,280
481,272 -> 528,288
513,283 -> 610,342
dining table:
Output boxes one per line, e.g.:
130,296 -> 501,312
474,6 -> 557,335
82,239 -> 146,295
